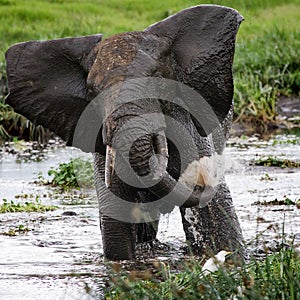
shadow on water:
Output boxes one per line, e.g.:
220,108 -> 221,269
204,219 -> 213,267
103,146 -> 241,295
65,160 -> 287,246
0,131 -> 299,299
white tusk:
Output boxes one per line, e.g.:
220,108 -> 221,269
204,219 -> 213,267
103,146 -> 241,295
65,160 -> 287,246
156,130 -> 169,160
105,145 -> 116,188
153,131 -> 169,179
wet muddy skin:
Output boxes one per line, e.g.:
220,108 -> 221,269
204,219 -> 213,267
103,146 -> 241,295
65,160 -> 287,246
0,133 -> 299,299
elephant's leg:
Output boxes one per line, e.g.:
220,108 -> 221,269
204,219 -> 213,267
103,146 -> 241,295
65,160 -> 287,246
180,182 -> 245,259
93,152 -> 139,260
136,191 -> 160,244
136,221 -> 159,243
100,215 -> 136,260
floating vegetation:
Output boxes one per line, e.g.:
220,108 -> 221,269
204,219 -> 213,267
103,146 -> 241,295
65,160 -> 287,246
59,193 -> 95,206
259,173 -> 277,181
253,156 -> 300,168
1,224 -> 31,236
272,138 -> 300,146
14,192 -> 51,199
253,197 -> 297,206
0,198 -> 57,213
47,158 -> 94,190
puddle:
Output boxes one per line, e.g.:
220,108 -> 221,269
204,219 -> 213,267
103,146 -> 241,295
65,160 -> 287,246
0,133 -> 299,299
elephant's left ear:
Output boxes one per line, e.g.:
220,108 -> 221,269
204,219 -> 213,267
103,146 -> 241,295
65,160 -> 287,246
145,5 -> 243,134
5,34 -> 102,145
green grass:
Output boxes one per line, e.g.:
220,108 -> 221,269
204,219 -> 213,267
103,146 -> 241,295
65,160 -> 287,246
1,0 -> 300,140
0,198 -> 57,213
105,244 -> 300,299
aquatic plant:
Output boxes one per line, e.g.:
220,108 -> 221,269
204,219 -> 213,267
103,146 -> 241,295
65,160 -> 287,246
253,156 -> 300,168
1,224 -> 31,236
47,158 -> 94,190
260,173 -> 277,181
253,197 -> 298,206
0,197 -> 57,213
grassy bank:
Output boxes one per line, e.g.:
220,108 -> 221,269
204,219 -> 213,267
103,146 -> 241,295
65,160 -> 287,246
1,0 -> 300,140
105,244 -> 300,299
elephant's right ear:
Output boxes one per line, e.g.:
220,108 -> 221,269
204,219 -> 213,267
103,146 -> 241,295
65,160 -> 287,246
145,5 -> 243,135
5,34 -> 102,145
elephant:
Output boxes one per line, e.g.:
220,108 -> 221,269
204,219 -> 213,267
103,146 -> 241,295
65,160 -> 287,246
5,5 -> 245,260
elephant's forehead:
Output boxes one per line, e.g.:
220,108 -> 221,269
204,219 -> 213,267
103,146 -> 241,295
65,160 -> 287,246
97,33 -> 140,67
87,32 -> 142,91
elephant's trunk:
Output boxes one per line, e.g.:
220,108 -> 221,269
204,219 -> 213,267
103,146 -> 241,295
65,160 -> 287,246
104,131 -> 168,188
104,112 -> 217,212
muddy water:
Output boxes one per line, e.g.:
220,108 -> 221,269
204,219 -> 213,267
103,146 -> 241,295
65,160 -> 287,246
0,133 -> 299,299
225,134 -> 300,254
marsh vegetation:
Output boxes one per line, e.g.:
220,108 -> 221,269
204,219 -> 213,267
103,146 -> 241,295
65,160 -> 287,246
0,0 -> 300,141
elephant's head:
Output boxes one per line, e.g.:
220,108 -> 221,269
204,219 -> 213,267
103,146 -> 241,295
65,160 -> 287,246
5,5 -> 243,213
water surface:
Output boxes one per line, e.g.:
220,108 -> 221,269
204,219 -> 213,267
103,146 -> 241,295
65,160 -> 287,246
0,134 -> 299,299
